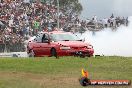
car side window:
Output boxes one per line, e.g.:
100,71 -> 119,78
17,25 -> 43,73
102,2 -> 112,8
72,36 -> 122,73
42,33 -> 49,43
34,33 -> 43,43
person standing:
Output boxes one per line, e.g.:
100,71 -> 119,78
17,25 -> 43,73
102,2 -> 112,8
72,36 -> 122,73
126,17 -> 129,26
102,18 -> 108,28
33,19 -> 40,35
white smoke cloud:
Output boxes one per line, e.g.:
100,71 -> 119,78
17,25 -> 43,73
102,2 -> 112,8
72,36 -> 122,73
113,0 -> 132,17
80,17 -> 132,57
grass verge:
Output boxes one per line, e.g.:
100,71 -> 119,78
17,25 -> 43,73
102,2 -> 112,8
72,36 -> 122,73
0,56 -> 132,88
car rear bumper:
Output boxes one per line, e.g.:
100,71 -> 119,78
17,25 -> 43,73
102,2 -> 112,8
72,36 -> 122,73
57,49 -> 94,57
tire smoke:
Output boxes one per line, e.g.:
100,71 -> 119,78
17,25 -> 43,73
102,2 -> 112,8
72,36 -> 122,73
79,17 -> 132,57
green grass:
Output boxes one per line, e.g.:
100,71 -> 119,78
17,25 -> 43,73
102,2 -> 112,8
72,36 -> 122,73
0,56 -> 132,88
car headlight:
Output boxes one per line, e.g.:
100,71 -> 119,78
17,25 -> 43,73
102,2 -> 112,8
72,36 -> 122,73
60,46 -> 71,50
87,45 -> 93,49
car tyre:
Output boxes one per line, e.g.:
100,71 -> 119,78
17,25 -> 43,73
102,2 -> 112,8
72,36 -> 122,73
51,48 -> 58,58
28,50 -> 35,57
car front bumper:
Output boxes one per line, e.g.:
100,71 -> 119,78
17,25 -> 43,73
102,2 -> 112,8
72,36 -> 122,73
57,49 -> 94,57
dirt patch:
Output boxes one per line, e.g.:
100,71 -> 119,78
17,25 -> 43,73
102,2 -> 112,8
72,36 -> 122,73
0,71 -> 131,88
0,71 -> 79,88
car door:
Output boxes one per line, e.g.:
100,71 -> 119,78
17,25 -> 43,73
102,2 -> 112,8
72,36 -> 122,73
40,33 -> 51,56
32,33 -> 44,56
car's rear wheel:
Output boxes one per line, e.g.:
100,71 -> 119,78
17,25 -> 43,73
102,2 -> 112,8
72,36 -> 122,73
50,48 -> 58,58
28,50 -> 35,57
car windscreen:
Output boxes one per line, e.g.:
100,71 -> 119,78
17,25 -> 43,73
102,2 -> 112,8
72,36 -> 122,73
50,33 -> 81,41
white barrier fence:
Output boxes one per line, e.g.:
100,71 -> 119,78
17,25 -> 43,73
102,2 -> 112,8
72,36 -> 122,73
0,52 -> 28,57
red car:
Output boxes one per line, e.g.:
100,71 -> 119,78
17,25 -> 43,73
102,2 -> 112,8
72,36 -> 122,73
27,31 -> 94,58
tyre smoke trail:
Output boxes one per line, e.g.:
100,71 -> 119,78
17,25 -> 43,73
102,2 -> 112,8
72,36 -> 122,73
80,17 -> 132,57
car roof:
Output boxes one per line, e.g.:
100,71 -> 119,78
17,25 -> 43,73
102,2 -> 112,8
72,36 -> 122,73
40,31 -> 71,35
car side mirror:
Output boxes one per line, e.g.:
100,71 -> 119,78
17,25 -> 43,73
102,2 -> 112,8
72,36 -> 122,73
43,39 -> 51,43
47,39 -> 51,43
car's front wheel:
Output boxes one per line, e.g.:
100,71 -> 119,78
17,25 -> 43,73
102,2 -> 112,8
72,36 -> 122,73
50,48 -> 58,58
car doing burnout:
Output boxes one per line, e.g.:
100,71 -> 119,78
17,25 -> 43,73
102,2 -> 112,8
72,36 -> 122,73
27,31 -> 94,57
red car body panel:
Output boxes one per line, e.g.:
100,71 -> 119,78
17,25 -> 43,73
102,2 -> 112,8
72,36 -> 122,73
27,31 -> 94,57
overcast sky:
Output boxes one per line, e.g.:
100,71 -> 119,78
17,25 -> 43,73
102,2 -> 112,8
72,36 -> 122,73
79,0 -> 132,19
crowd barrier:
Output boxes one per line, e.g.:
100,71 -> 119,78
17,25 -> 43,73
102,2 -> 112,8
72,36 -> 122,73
0,43 -> 25,53
0,52 -> 28,57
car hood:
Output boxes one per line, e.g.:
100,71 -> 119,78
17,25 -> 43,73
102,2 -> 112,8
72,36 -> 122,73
57,41 -> 87,47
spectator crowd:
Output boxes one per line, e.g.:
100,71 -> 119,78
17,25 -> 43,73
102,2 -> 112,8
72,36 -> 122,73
0,0 -> 81,52
0,0 -> 130,52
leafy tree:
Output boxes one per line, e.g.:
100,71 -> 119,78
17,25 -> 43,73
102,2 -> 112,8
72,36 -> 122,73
57,0 -> 83,15
39,0 -> 83,15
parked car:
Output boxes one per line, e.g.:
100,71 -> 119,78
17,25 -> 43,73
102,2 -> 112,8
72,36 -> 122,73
27,31 -> 94,58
